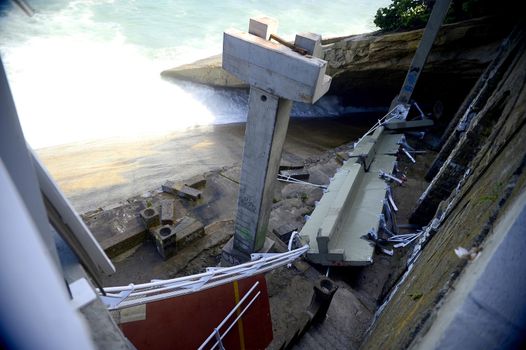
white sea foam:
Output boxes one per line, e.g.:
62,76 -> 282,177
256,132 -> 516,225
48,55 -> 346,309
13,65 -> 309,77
0,0 -> 389,148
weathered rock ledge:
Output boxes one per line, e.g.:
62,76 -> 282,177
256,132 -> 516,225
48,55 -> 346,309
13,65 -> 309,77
161,17 -> 511,108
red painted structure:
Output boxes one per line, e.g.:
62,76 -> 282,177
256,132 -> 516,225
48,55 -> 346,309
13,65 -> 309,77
118,274 -> 273,349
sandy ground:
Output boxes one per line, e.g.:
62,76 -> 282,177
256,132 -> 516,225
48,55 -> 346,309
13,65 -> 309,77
37,116 -> 371,214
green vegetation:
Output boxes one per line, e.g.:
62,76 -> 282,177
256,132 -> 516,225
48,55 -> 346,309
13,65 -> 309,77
374,0 -> 507,32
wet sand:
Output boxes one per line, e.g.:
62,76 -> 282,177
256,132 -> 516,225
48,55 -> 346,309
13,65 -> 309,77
37,116 -> 372,213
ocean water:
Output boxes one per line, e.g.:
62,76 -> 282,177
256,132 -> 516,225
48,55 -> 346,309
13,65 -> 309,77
0,0 -> 389,149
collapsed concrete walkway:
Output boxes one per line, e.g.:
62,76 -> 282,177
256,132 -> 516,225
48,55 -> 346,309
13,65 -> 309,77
86,131 -> 435,348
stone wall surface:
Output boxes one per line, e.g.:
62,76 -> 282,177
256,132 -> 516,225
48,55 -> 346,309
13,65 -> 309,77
360,28 -> 526,350
411,27 -> 525,225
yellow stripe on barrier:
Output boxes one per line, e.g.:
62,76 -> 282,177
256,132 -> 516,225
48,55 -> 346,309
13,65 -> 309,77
233,280 -> 246,350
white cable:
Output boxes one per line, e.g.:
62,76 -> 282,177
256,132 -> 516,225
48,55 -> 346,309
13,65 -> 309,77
100,245 -> 308,309
354,104 -> 406,148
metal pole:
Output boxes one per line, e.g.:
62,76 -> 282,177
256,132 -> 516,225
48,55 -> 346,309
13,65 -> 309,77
392,0 -> 452,108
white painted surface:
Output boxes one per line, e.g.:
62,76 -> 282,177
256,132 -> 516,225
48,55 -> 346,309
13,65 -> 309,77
0,159 -> 95,350
70,278 -> 97,310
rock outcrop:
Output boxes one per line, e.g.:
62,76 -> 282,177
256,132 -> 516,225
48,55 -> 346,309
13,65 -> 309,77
161,54 -> 245,88
326,16 -> 511,108
361,26 -> 526,350
161,17 -> 511,111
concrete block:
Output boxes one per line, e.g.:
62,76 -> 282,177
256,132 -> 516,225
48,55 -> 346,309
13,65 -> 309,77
139,207 -> 160,229
248,16 -> 278,40
152,225 -> 177,260
183,174 -> 206,189
173,216 -> 205,249
161,180 -> 177,194
294,32 -> 322,58
178,185 -> 202,200
222,29 -> 331,103
162,180 -> 202,200
160,199 -> 174,225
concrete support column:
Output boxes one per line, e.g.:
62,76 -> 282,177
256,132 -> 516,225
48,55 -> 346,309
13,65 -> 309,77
234,88 -> 292,254
221,16 -> 331,264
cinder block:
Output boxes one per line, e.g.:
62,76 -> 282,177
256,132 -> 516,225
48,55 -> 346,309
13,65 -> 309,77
139,207 -> 160,229
152,225 -> 177,260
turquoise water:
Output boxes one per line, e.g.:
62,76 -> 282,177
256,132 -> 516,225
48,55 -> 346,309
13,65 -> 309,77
0,0 -> 389,148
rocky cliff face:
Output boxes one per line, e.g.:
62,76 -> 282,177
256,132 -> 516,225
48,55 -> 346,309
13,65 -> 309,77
161,17 -> 511,114
361,26 -> 526,350
325,16 -> 511,109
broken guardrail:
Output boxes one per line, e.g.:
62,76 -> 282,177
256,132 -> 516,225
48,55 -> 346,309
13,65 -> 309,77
99,241 -> 308,310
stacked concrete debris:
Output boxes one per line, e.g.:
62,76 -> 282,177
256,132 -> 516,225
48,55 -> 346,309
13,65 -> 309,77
135,176 -> 207,260
162,174 -> 205,200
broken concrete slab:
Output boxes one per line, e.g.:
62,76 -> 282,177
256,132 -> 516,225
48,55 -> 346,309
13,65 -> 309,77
160,199 -> 175,225
178,185 -> 202,200
162,180 -> 202,200
183,174 -> 207,189
173,216 -> 205,250
84,202 -> 147,258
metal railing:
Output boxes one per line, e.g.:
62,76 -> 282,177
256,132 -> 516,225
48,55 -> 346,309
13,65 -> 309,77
99,243 -> 308,310
198,281 -> 261,350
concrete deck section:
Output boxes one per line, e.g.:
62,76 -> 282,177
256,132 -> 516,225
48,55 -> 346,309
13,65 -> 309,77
300,122 -> 405,266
